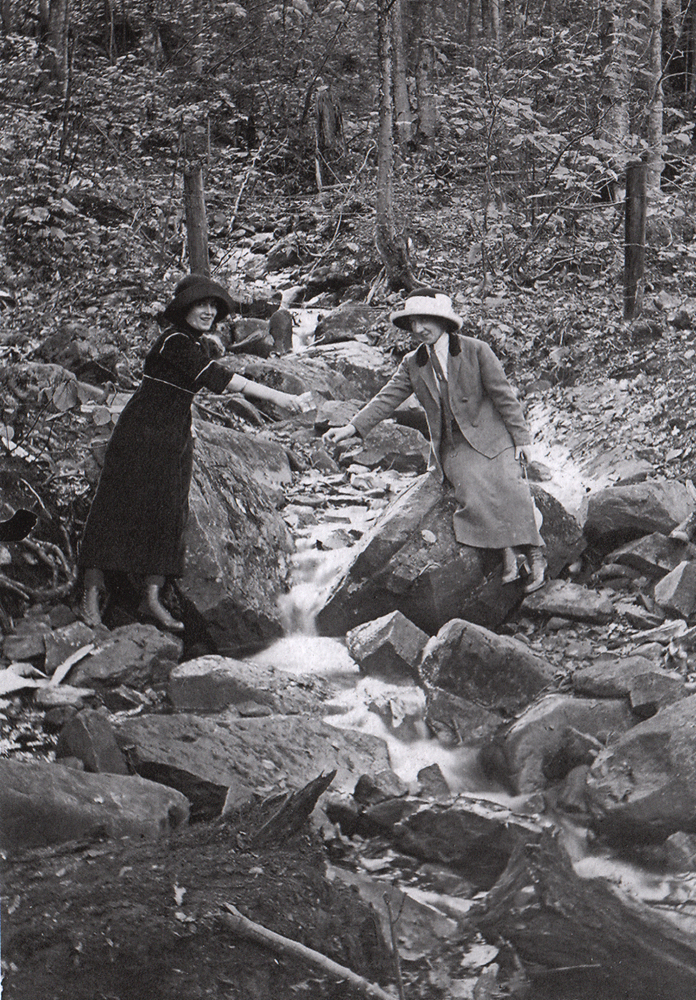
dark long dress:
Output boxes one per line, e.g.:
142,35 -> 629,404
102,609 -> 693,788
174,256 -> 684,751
78,327 -> 232,578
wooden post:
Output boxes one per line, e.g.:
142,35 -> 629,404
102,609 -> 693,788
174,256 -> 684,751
183,163 -> 209,276
624,160 -> 647,320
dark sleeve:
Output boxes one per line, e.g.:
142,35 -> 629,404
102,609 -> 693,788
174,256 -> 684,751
157,332 -> 232,393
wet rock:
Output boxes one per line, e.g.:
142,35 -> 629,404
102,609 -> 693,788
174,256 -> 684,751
182,426 -> 293,655
654,561 -> 696,617
424,686 -> 502,747
521,579 -> 614,624
346,610 -> 429,682
556,764 -> 592,814
586,694 -> 696,842
479,694 -> 636,794
69,624 -> 182,689
607,532 -> 696,579
342,422 -> 430,474
354,769 -> 409,805
416,764 -> 452,800
168,655 -> 330,715
55,708 -> 128,774
115,713 -> 390,820
0,759 -> 189,854
392,795 -> 553,889
314,303 -> 385,345
192,421 -> 292,505
584,480 -> 696,541
419,619 -> 555,716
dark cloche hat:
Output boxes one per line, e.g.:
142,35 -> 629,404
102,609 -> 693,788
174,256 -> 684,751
161,274 -> 236,327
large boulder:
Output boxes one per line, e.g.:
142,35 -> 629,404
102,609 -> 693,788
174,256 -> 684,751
479,693 -> 637,794
315,473 -> 585,637
182,426 -> 293,655
572,655 -> 687,716
115,713 -> 391,820
607,532 -> 696,579
584,480 -> 696,542
419,619 -> 555,716
0,760 -> 189,854
192,421 -> 292,504
521,579 -> 614,625
586,694 -> 696,842
346,611 -> 429,682
340,421 -> 430,474
69,624 -> 182,689
303,341 -> 396,398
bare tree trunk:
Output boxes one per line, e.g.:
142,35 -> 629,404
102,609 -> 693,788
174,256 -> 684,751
646,0 -> 664,191
624,159 -> 647,320
489,0 -> 502,49
47,0 -> 70,90
376,0 -> 415,290
392,0 -> 413,149
416,39 -> 437,141
690,1 -> 696,99
598,0 -> 630,172
184,164 -> 210,276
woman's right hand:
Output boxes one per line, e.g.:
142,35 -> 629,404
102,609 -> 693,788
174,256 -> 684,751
323,423 -> 357,444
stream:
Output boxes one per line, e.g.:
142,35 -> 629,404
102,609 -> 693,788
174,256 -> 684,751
248,401 -> 696,949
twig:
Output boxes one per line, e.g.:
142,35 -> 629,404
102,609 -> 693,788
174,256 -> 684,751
383,893 -> 406,1000
218,903 -> 396,1000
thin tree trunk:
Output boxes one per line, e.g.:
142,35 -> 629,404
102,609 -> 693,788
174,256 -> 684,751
392,0 -> 413,149
47,0 -> 70,89
416,39 -> 437,141
646,0 -> 663,191
598,0 -> 630,172
376,0 -> 415,290
690,1 -> 696,98
184,164 -> 210,276
1,0 -> 15,34
624,160 -> 647,320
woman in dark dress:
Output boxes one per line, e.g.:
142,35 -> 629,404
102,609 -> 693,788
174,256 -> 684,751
324,288 -> 546,592
79,274 -> 302,630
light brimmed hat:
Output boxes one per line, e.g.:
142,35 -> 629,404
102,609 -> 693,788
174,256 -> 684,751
390,288 -> 462,332
161,274 -> 235,327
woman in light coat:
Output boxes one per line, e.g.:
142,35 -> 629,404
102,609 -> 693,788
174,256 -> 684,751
325,288 -> 545,592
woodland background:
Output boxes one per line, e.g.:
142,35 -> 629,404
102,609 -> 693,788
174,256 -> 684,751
1,0 -> 696,595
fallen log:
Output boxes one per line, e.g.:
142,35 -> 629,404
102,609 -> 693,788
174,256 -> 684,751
471,829 -> 696,1000
218,902 -> 395,1000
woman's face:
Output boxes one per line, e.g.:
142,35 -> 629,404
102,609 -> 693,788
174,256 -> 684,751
186,298 -> 218,332
409,315 -> 448,345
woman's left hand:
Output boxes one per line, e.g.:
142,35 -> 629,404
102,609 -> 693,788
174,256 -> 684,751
515,445 -> 531,463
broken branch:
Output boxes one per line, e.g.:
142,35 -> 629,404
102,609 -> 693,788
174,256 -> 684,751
218,903 -> 396,1000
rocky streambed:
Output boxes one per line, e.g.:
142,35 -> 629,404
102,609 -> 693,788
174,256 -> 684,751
5,329 -> 696,998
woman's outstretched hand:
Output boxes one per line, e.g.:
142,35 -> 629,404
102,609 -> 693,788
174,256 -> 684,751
515,445 -> 533,463
323,424 -> 358,444
274,391 -> 304,413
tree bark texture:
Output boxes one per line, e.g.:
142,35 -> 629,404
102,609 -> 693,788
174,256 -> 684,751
598,0 -> 630,170
46,0 -> 70,88
416,39 -> 437,141
1,0 -> 15,34
391,0 -> 413,149
376,0 -> 414,291
624,160 -> 647,320
646,0 -> 664,191
472,830 -> 696,1000
183,164 -> 210,276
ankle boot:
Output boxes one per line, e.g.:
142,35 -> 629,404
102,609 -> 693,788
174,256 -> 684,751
501,547 -> 520,584
524,548 -> 546,594
81,586 -> 103,627
142,584 -> 184,632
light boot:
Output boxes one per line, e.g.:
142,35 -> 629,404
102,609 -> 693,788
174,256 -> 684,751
670,512 -> 696,543
81,568 -> 105,626
501,547 -> 520,584
523,547 -> 547,594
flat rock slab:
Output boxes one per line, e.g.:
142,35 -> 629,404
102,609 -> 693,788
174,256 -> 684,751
573,655 -> 687,714
424,686 -> 502,748
608,532 -> 696,579
70,624 -> 182,688
0,759 -> 189,854
584,480 -> 696,541
192,421 -> 292,504
303,340 -> 396,398
342,423 -> 430,474
522,579 -> 614,624
168,655 -> 331,714
56,708 -> 128,774
115,713 -> 390,820
419,618 -> 555,716
654,560 -> 696,618
586,694 -> 696,841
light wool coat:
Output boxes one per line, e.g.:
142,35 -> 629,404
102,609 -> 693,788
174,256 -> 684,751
351,334 -> 531,476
